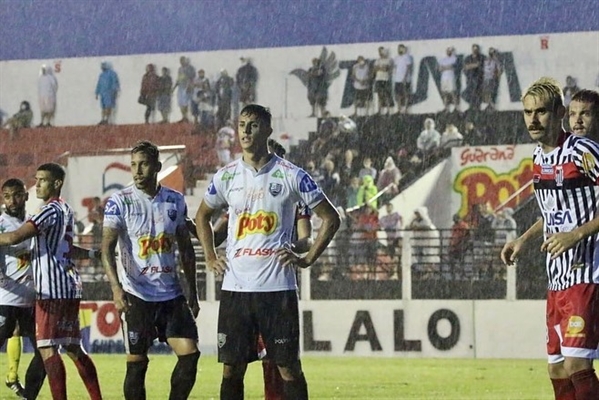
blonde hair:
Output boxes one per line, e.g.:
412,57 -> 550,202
521,77 -> 564,111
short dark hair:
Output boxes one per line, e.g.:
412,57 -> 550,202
267,139 -> 286,158
1,178 -> 26,191
37,163 -> 65,181
240,104 -> 272,127
571,89 -> 599,113
131,140 -> 160,163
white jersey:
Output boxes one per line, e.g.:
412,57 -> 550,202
0,213 -> 34,307
204,155 -> 325,292
103,185 -> 188,302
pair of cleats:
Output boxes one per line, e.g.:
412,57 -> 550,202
6,379 -> 26,399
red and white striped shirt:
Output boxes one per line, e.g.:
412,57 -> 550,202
28,198 -> 82,300
532,132 -> 599,290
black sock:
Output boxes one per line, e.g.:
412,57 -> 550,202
124,360 -> 149,400
283,373 -> 309,400
169,352 -> 200,400
23,349 -> 46,399
220,376 -> 244,400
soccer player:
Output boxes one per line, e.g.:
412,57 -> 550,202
0,164 -> 103,400
501,77 -> 599,400
195,104 -> 340,399
0,179 -> 46,399
568,89 -> 599,142
102,140 -> 201,400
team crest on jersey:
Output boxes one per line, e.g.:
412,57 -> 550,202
533,174 -> 540,183
582,153 -> 596,175
269,183 -> 283,197
218,333 -> 227,348
168,209 -> 177,221
271,170 -> 285,179
299,173 -> 318,193
555,166 -> 564,187
129,331 -> 139,345
104,199 -> 120,216
207,179 -> 217,195
542,194 -> 556,211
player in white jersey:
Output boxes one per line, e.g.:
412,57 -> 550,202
102,140 -> 200,400
195,104 -> 340,400
501,78 -> 599,399
0,179 -> 46,399
0,163 -> 103,400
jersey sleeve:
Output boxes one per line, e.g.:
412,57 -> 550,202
296,200 -> 312,219
203,173 -> 228,209
29,204 -> 56,233
102,194 -> 125,230
293,168 -> 326,209
573,138 -> 599,184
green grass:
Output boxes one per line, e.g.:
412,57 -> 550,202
3,355 -> 552,400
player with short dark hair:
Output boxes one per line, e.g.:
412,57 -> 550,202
195,104 -> 340,399
102,140 -> 201,400
0,163 -> 103,400
569,89 -> 599,142
501,77 -> 599,399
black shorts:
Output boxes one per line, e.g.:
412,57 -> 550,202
121,293 -> 198,355
394,82 -> 410,98
0,305 -> 35,340
218,290 -> 300,365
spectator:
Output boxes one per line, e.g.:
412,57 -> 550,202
408,206 -> 441,278
37,64 -> 58,127
351,55 -> 372,117
236,57 -> 258,107
440,123 -> 464,149
392,44 -> 413,114
415,118 -> 441,164
338,149 -> 358,189
214,69 -> 234,128
462,120 -> 486,146
320,159 -> 341,205
345,176 -> 361,210
492,207 -> 517,249
358,156 -> 377,181
377,156 -> 401,204
307,58 -> 328,118
157,67 -> 173,123
139,64 -> 160,124
481,47 -> 503,111
317,111 -> 337,139
373,46 -> 394,115
379,202 -> 403,260
2,101 -> 33,139
304,160 -> 323,185
172,56 -> 195,123
448,213 -> 471,277
357,174 -> 378,210
192,69 -> 213,128
563,75 -> 581,107
438,47 -> 458,113
462,44 -> 485,111
95,61 -> 120,125
215,121 -> 235,167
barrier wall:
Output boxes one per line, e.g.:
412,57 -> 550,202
81,300 -> 546,359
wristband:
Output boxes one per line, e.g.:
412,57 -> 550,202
88,249 -> 97,259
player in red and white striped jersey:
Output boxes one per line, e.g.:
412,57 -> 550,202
0,163 -> 103,400
501,78 -> 599,400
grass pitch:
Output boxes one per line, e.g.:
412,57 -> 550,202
2,355 -> 552,399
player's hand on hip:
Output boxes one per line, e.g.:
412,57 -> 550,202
206,257 -> 227,275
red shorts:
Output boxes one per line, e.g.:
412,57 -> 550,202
546,284 -> 599,362
35,299 -> 81,348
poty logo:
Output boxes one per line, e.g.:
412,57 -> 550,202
104,199 -> 120,216
543,210 -> 573,227
138,233 -> 174,259
235,211 -> 277,239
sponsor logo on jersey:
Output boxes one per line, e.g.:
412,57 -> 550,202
299,173 -> 318,193
138,233 -> 174,259
218,333 -> 227,348
533,174 -> 540,183
245,188 -> 265,202
104,199 -> 120,216
140,265 -> 175,275
541,164 -> 553,175
167,209 -> 178,221
555,166 -> 564,187
207,179 -> 217,195
271,170 -> 285,178
234,247 -> 277,258
565,315 -> 585,338
222,171 -> 237,181
129,331 -> 140,345
269,183 -> 283,197
582,153 -> 596,175
543,210 -> 573,227
235,210 -> 277,239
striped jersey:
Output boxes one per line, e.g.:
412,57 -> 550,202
103,185 -> 187,302
204,155 -> 325,292
532,132 -> 599,290
0,213 -> 34,307
28,198 -> 82,300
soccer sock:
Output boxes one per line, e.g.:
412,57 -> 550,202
6,336 -> 22,383
550,378 -> 576,400
570,368 -> 599,400
124,360 -> 149,400
262,360 -> 284,400
43,353 -> 67,400
220,376 -> 244,400
169,352 -> 200,400
23,349 -> 47,400
73,353 -> 103,400
283,372 -> 309,400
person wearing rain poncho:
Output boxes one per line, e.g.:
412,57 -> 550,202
377,156 -> 402,204
356,174 -> 378,210
407,206 -> 441,279
95,61 -> 120,125
37,64 -> 58,127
